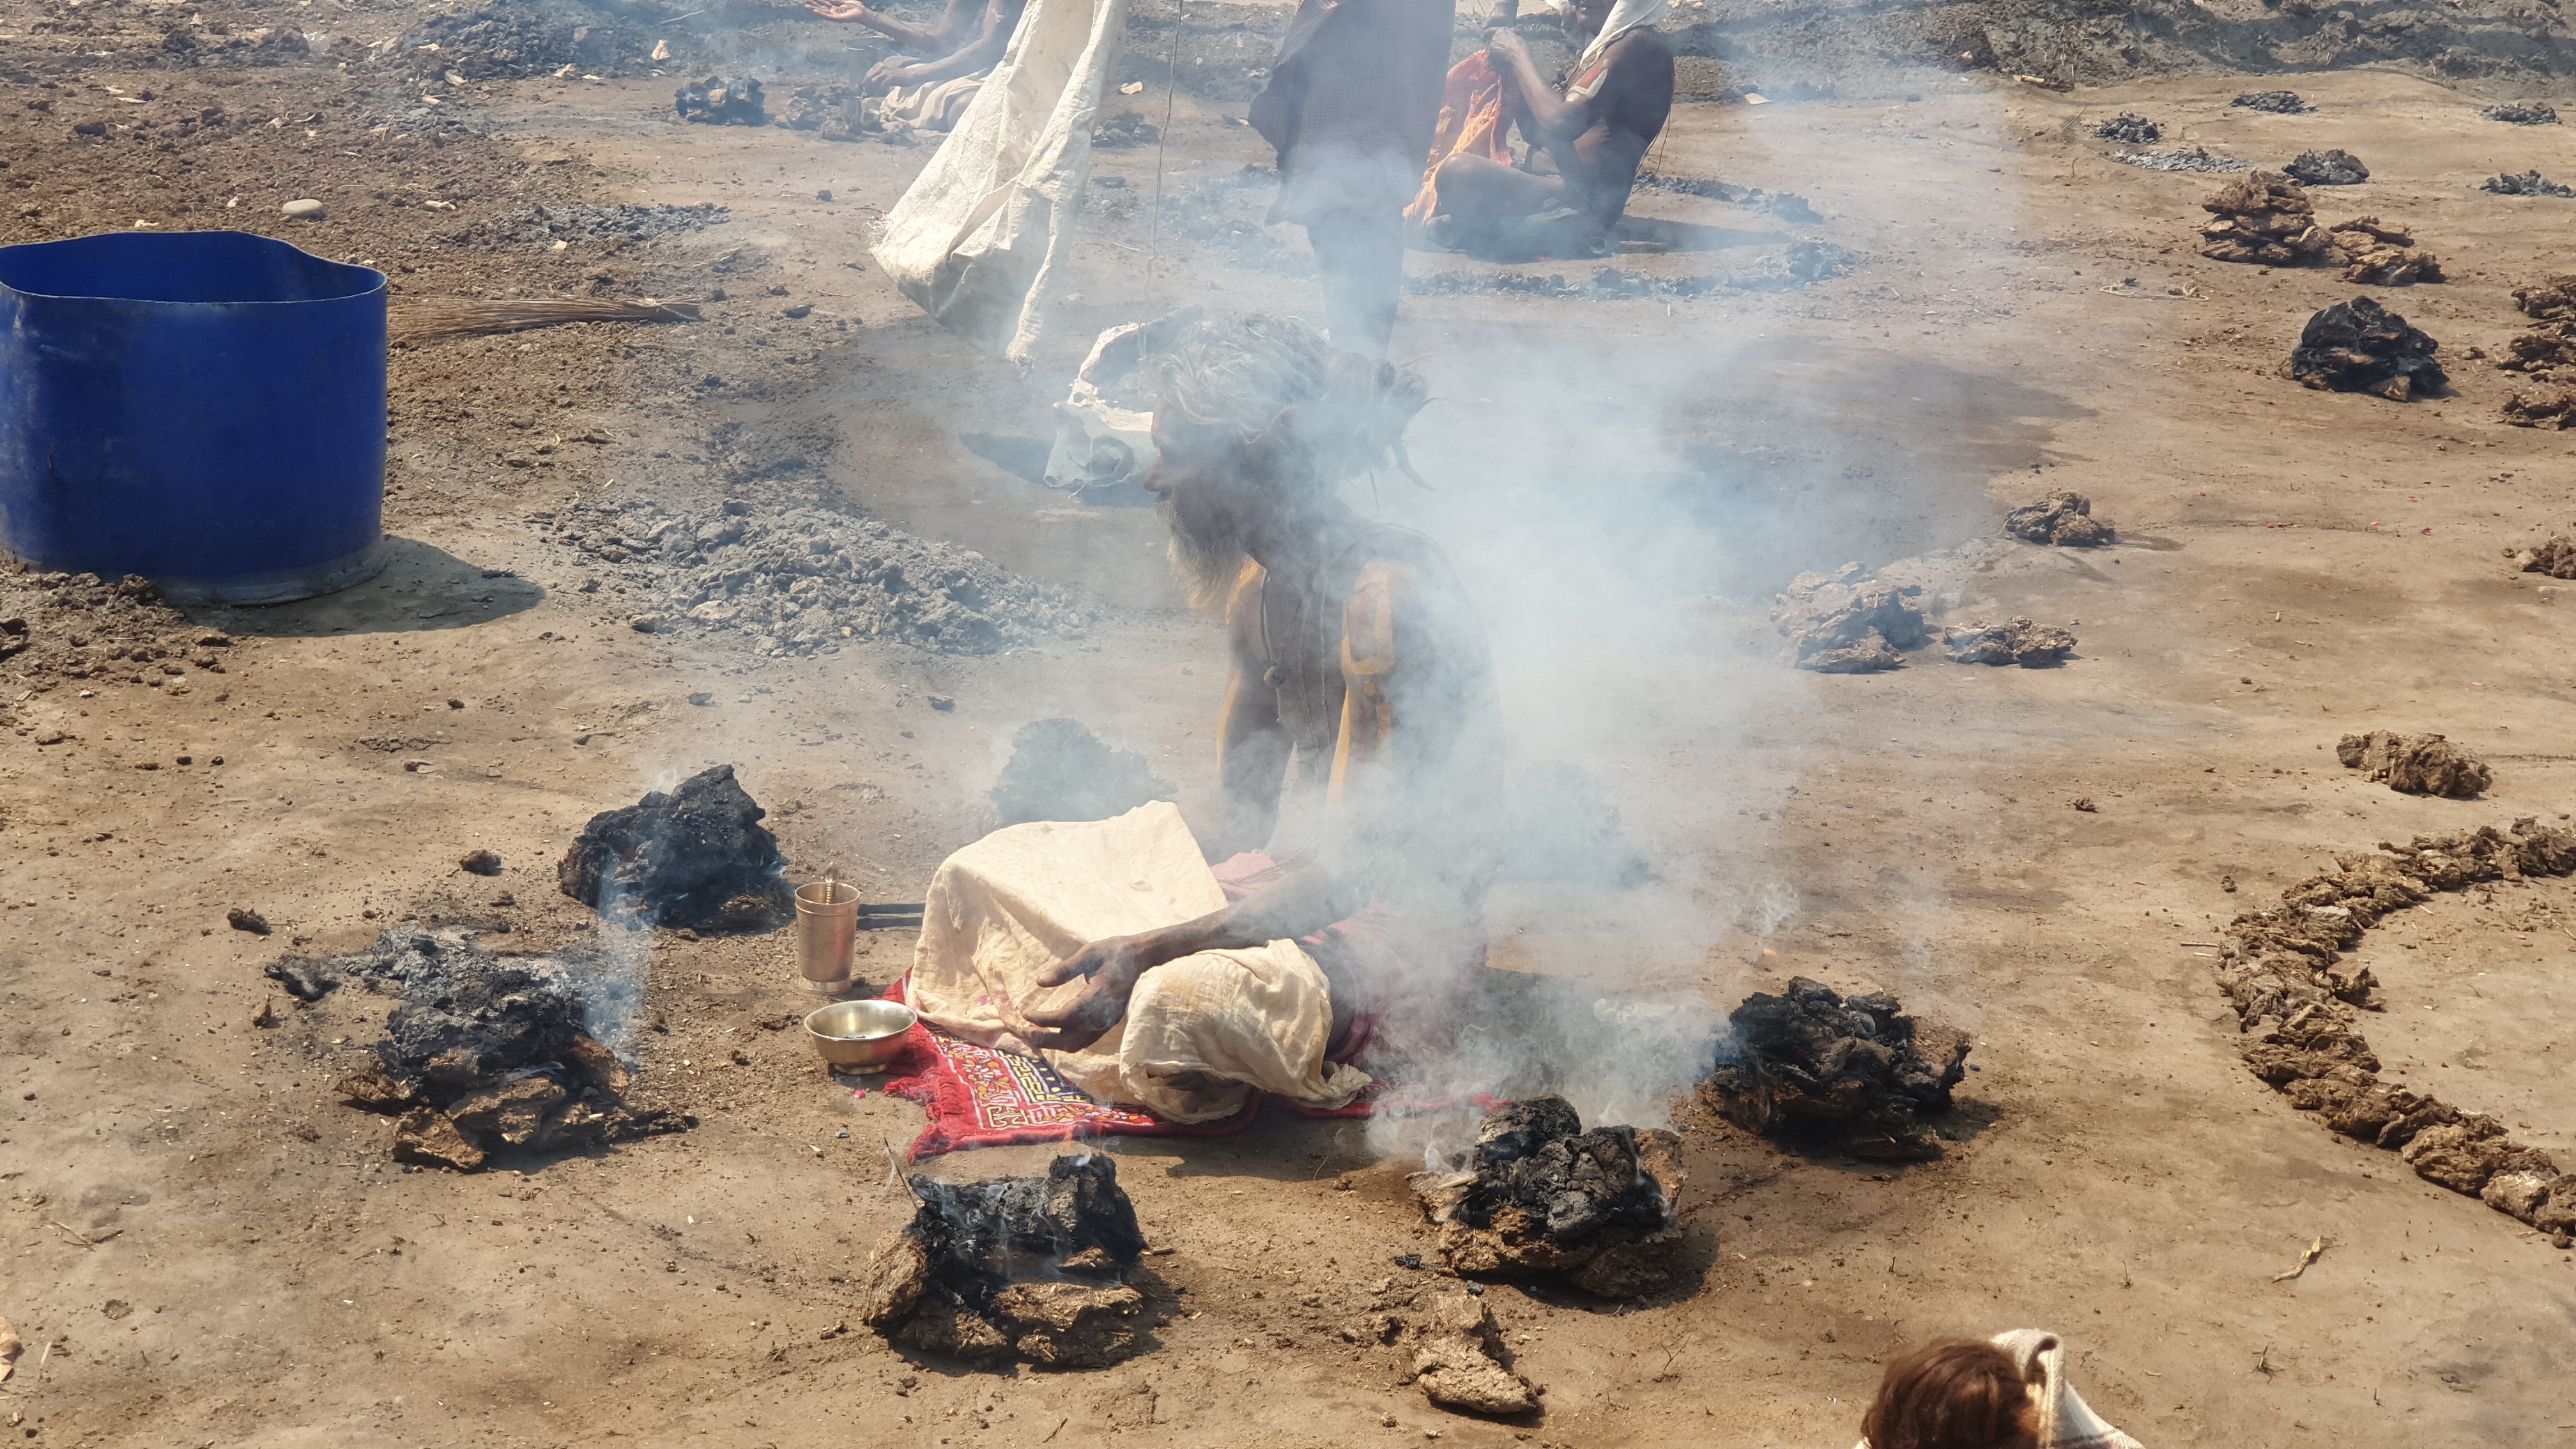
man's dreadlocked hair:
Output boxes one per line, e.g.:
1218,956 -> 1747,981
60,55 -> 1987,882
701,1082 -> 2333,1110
1151,313 -> 1430,490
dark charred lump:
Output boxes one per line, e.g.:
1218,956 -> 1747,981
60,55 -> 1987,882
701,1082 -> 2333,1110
861,1155 -> 1154,1368
315,930 -> 681,1171
1414,1098 -> 1686,1299
556,764 -> 792,930
2290,297 -> 2446,401
1704,978 -> 1970,1160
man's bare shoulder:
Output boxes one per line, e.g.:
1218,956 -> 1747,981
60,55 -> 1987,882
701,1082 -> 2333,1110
1339,528 -> 1484,665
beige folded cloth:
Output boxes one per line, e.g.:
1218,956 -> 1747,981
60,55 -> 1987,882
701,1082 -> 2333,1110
1853,1329 -> 2141,1449
868,70 -> 988,133
907,801 -> 1373,1123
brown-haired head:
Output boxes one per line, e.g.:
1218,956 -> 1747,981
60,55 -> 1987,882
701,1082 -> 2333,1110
1860,1339 -> 2041,1449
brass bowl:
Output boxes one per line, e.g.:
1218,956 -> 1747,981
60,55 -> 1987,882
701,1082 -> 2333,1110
804,999 -> 917,1072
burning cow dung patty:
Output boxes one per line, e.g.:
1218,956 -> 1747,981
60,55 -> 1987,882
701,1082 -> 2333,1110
2290,297 -> 2446,401
2233,90 -> 2310,114
860,1154 -> 1155,1368
556,764 -> 793,930
2483,171 -> 2576,199
2511,532 -> 2576,578
310,930 -> 681,1171
1771,562 -> 1931,673
675,75 -> 765,126
2481,102 -> 2559,125
989,718 -> 1174,826
2090,112 -> 2160,144
1944,617 -> 2076,667
2334,731 -> 2491,797
2284,148 -> 2369,186
2005,489 -> 2113,546
1412,1098 -> 1686,1300
1704,978 -> 1970,1161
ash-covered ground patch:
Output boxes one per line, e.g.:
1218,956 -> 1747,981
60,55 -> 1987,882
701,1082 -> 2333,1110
1771,562 -> 1931,673
1406,242 -> 1853,302
2335,730 -> 2491,797
2218,821 -> 2576,1245
1703,977 -> 1971,1161
1631,172 -> 1822,224
546,498 -> 1092,656
0,569 -> 238,696
310,929 -> 682,1171
398,0 -> 666,80
2115,146 -> 2250,174
860,1154 -> 1157,1368
558,764 -> 792,930
1413,1098 -> 1686,1301
454,203 -> 730,249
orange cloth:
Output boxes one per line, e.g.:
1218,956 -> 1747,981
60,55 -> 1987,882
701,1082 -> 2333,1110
1402,52 -> 1520,230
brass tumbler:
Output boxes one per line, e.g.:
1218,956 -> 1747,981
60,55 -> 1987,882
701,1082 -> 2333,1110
793,880 -> 861,994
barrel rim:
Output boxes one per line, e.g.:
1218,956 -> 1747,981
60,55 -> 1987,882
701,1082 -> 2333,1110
0,229 -> 387,307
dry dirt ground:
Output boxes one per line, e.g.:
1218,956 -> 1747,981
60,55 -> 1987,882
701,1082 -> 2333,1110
5,8 -> 2576,1446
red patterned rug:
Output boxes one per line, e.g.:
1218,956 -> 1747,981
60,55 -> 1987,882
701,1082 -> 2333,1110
873,976 -> 1381,1162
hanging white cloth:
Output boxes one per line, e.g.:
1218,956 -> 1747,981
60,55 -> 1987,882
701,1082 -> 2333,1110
870,0 -> 1126,362
1563,0 -> 1669,65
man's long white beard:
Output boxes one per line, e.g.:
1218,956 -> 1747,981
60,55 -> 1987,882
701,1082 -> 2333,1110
1160,496 -> 1248,615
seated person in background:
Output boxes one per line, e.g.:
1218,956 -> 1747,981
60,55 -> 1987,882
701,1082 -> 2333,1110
1857,1332 -> 2140,1449
1414,0 -> 1674,259
803,0 -> 1026,123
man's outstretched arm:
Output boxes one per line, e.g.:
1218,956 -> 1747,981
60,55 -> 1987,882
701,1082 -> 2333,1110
865,0 -> 1020,88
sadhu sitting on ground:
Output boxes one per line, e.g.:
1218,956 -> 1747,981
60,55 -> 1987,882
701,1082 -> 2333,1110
1407,0 -> 1675,259
802,0 -> 1027,129
907,314 -> 1506,1122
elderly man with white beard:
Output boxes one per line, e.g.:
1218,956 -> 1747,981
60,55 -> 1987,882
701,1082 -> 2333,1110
904,314 -> 1507,1123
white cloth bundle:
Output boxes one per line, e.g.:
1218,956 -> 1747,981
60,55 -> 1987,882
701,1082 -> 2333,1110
907,802 -> 1373,1123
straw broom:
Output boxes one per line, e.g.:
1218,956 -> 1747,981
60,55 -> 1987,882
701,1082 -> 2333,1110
388,296 -> 703,344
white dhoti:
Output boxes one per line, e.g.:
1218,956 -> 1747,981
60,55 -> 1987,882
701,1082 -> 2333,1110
907,802 -> 1373,1123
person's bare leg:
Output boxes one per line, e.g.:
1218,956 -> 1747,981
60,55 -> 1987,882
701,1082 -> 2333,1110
1434,153 -> 1563,226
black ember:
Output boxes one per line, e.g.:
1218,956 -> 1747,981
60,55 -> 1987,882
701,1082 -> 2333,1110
556,764 -> 792,930
1705,977 -> 1970,1160
862,1154 -> 1155,1368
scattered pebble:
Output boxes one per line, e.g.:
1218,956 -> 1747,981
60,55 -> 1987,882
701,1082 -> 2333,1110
280,198 -> 325,220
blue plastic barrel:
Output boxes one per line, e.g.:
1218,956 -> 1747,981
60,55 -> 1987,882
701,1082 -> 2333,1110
0,230 -> 387,603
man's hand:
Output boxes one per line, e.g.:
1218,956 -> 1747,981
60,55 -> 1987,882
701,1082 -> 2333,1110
1018,935 -> 1150,1053
864,57 -> 926,90
1484,27 -> 1531,65
804,0 -> 871,20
